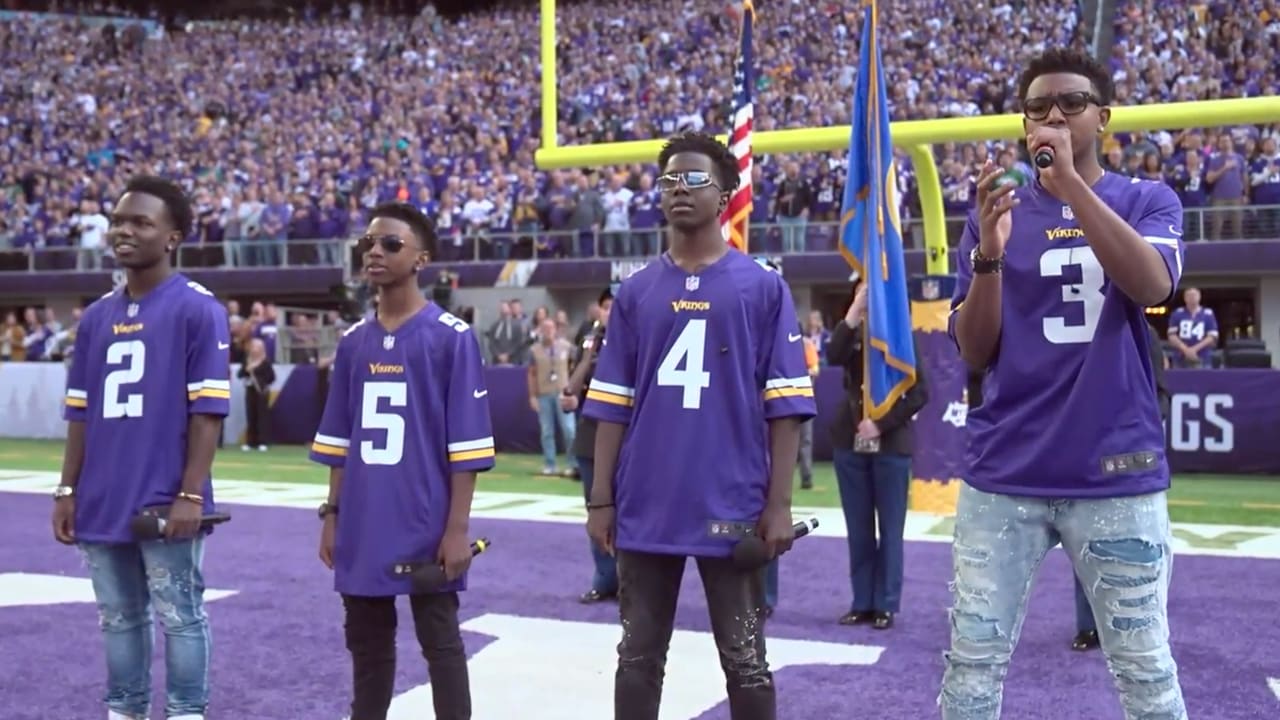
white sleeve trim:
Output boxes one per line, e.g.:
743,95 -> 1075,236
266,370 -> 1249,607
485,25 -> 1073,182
448,437 -> 495,452
588,379 -> 635,397
313,433 -> 351,448
764,376 -> 813,390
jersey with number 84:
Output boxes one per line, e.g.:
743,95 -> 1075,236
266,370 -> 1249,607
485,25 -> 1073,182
63,274 -> 231,543
583,251 -> 817,557
949,173 -> 1185,498
308,304 -> 495,597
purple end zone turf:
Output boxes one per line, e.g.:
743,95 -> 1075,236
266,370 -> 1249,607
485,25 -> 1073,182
1,491 -> 1277,719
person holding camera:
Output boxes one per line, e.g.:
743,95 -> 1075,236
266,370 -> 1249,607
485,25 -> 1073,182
827,282 -> 929,630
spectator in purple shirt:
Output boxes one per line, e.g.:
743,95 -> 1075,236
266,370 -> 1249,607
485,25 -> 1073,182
1205,134 -> 1247,240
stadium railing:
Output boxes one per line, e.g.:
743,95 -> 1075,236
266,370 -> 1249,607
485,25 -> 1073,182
2,205 -> 1277,272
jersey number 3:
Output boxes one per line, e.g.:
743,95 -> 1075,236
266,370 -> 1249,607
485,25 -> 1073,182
1040,246 -> 1105,344
658,319 -> 711,410
103,340 -> 146,418
360,381 -> 407,464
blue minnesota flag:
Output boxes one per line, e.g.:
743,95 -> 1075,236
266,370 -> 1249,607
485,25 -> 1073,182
839,0 -> 917,420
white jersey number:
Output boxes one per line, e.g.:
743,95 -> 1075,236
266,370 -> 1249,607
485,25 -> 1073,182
102,340 -> 146,418
657,319 -> 711,410
360,381 -> 407,465
1040,246 -> 1106,344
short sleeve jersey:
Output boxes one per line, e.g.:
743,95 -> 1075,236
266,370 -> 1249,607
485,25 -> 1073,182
583,251 -> 817,557
309,304 -> 495,597
949,174 -> 1185,498
63,274 -> 231,542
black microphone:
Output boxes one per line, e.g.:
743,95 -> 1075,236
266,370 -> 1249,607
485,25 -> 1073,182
392,538 -> 491,593
1034,146 -> 1055,169
129,512 -> 232,540
731,517 -> 820,570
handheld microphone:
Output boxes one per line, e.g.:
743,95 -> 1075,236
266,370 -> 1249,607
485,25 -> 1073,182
392,538 -> 491,593
1034,146 -> 1055,169
731,517 -> 820,570
129,512 -> 232,540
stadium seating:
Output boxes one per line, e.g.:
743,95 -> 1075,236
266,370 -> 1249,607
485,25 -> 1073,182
0,0 -> 1277,266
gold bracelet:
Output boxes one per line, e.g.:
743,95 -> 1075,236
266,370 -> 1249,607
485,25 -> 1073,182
176,492 -> 204,505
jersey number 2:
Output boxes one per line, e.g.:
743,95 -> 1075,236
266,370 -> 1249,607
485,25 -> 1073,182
103,340 -> 146,418
1040,246 -> 1105,344
360,381 -> 406,465
657,319 -> 711,410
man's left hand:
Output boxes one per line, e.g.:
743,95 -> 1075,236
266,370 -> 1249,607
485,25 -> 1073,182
1026,126 -> 1081,195
164,497 -> 203,540
856,418 -> 881,439
437,530 -> 473,582
757,503 -> 795,559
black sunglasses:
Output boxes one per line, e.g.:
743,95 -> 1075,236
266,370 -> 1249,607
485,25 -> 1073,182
657,171 -> 719,191
1022,91 -> 1103,121
357,234 -> 407,254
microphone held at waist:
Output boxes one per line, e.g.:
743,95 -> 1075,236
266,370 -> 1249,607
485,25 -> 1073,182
731,517 -> 820,570
391,538 -> 491,593
129,511 -> 232,540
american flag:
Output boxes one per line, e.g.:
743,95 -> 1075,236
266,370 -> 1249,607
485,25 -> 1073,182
721,0 -> 754,253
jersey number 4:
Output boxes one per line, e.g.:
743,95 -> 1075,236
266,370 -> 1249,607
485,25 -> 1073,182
1040,246 -> 1105,345
360,381 -> 407,464
103,340 -> 146,418
657,319 -> 711,410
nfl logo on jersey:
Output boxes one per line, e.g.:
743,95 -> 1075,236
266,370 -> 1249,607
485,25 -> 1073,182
685,276 -> 700,292
1062,205 -> 1075,220
126,303 -> 139,318
383,336 -> 396,350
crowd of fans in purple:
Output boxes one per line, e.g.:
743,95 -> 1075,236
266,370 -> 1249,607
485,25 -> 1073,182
0,0 -> 1278,270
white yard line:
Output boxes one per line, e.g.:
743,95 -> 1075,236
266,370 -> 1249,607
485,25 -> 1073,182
4,469 -> 1280,560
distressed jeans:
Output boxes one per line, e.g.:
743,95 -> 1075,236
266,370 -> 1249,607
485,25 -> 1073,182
939,484 -> 1186,720
81,538 -> 212,719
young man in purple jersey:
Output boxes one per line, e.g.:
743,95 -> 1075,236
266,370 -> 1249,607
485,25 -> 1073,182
310,203 -> 494,720
583,133 -> 817,720
939,50 -> 1188,720
54,176 -> 231,720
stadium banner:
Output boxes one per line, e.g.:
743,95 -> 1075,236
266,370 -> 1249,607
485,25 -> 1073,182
4,240 -> 1279,299
3,361 -> 1279,490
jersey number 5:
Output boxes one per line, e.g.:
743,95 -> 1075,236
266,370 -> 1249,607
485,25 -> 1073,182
1040,246 -> 1106,345
103,340 -> 146,418
360,381 -> 406,465
657,319 -> 711,410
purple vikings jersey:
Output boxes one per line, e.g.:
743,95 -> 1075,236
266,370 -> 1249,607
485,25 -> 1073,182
949,174 -> 1185,498
63,274 -> 231,542
1168,306 -> 1218,365
309,304 -> 495,597
582,251 -> 817,557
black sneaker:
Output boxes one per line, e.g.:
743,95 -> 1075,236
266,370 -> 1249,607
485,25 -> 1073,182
1072,630 -> 1100,651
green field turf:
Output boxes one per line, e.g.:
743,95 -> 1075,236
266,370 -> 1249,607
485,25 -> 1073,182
2,438 -> 1278,527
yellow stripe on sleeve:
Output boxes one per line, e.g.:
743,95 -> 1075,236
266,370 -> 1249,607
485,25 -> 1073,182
585,389 -> 634,408
449,447 -> 497,463
310,442 -> 348,457
763,386 -> 815,401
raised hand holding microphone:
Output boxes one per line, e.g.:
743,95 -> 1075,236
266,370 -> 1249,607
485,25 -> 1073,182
1026,125 -> 1078,197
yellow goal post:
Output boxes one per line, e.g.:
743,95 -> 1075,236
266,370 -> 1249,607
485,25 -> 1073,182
534,0 -> 1280,271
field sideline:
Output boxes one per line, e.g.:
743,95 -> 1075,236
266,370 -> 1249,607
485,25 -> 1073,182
1,437 -> 1278,528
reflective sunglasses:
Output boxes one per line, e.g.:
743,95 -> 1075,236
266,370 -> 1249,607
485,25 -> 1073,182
657,171 -> 719,191
356,233 -> 407,254
1022,91 -> 1102,121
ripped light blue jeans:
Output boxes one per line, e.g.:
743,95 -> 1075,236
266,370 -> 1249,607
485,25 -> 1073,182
939,483 -> 1186,720
81,538 -> 212,719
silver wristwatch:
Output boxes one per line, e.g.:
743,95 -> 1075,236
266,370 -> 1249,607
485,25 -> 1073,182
52,485 -> 75,500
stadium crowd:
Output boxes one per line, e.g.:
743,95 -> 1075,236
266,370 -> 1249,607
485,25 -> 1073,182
0,0 -> 1278,268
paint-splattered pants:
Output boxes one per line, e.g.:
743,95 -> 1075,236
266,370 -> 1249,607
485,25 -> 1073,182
938,484 -> 1187,720
614,550 -> 773,720
81,537 -> 211,720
